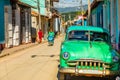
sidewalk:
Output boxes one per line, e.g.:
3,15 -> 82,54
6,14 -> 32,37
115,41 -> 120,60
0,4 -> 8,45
0,35 -> 63,58
0,41 -> 47,58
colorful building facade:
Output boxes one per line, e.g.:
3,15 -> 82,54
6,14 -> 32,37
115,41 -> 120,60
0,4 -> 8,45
0,1 -> 5,45
87,0 -> 119,50
0,0 -> 60,50
0,0 -> 11,50
0,0 -> 37,50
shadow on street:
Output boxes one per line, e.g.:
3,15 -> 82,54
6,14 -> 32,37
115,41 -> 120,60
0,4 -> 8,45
31,54 -> 59,58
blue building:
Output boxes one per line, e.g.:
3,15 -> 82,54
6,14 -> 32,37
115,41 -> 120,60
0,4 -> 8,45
0,0 -> 11,50
0,1 -> 5,45
0,0 -> 60,50
0,0 -> 36,50
86,0 -> 119,50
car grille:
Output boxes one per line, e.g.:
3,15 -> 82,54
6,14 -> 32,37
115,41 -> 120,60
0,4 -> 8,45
67,59 -> 110,70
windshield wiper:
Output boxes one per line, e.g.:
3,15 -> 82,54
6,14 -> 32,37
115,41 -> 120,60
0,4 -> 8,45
88,31 -> 92,48
89,41 -> 92,48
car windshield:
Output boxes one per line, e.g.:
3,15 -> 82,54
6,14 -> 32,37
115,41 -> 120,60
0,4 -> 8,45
68,30 -> 109,42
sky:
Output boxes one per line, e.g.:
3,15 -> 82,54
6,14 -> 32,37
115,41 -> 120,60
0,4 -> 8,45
54,0 -> 93,8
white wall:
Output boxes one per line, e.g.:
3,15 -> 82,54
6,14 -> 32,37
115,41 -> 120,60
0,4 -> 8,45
32,16 -> 37,28
13,8 -> 20,46
4,6 -> 13,48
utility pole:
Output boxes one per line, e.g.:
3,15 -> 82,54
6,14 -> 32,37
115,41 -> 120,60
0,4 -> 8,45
63,15 -> 65,22
88,0 -> 91,25
80,0 -> 84,26
37,0 -> 41,29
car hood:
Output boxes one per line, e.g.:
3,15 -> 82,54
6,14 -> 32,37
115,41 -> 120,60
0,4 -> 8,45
62,41 -> 112,63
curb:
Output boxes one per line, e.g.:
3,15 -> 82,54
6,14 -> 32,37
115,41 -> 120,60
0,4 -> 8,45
0,40 -> 47,58
0,35 -> 62,58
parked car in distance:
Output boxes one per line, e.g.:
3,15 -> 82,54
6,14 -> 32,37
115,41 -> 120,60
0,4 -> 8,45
59,26 -> 120,80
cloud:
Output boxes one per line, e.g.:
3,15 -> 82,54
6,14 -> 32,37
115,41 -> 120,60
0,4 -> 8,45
54,0 -> 93,8
54,2 -> 79,8
54,0 -> 88,8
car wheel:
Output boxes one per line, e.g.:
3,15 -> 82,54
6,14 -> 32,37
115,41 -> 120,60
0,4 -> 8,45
115,76 -> 120,80
59,73 -> 70,80
59,73 -> 65,80
106,76 -> 120,80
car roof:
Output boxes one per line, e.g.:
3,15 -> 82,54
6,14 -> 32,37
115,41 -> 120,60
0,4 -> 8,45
67,25 -> 109,34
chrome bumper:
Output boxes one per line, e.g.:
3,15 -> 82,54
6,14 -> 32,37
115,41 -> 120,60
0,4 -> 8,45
59,68 -> 119,77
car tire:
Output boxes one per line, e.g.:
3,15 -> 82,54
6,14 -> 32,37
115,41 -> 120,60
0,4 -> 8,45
59,73 -> 65,80
115,76 -> 120,80
59,73 -> 70,80
105,76 -> 120,80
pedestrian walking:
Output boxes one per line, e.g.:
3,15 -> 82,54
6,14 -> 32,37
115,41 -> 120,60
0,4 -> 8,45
47,29 -> 55,46
38,29 -> 43,43
48,29 -> 55,38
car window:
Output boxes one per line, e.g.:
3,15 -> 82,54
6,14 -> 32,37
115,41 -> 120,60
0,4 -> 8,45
90,32 -> 109,42
68,30 -> 109,42
68,31 -> 88,41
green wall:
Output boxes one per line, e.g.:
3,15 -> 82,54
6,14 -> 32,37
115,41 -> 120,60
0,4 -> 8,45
19,0 -> 37,7
20,0 -> 46,16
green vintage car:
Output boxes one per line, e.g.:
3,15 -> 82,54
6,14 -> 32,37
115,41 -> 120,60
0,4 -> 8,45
59,26 -> 120,80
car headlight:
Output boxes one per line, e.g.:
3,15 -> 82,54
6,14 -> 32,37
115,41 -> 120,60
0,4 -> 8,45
111,51 -> 119,62
62,52 -> 70,59
113,56 -> 119,62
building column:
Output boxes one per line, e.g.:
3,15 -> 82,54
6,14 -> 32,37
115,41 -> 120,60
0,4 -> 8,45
25,11 -> 29,43
103,4 -> 106,29
106,1 -> 110,32
44,18 -> 48,40
115,0 -> 119,50
13,8 -> 20,46
110,0 -> 115,43
4,6 -> 13,48
28,9 -> 31,42
54,18 -> 58,32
